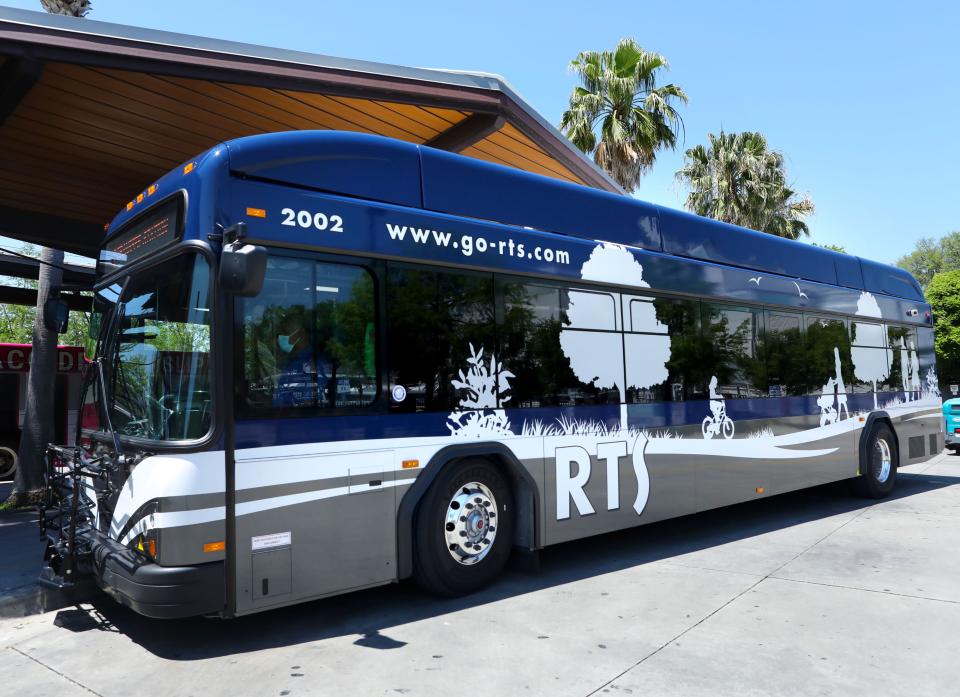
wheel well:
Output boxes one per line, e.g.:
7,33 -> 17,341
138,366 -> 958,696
859,412 -> 900,471
396,444 -> 540,580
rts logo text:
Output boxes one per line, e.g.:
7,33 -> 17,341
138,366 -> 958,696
555,437 -> 649,520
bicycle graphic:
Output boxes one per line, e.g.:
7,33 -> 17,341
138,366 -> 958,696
702,376 -> 735,440
702,404 -> 735,439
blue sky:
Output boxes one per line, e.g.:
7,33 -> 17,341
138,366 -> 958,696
4,0 -> 958,264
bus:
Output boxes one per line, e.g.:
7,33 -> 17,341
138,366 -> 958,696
39,131 -> 944,619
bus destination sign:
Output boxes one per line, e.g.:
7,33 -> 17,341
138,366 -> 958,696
101,197 -> 181,268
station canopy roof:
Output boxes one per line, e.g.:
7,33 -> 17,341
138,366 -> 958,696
0,6 -> 621,259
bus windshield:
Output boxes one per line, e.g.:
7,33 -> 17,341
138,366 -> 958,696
98,253 -> 213,442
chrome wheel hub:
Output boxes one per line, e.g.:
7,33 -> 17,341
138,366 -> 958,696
444,482 -> 497,565
873,438 -> 892,483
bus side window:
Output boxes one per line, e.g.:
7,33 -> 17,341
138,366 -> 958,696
496,280 -> 622,408
623,295 -> 699,403
387,264 -> 495,413
760,312 -> 805,397
700,303 -> 764,400
239,257 -> 377,414
804,316 -> 852,399
850,320 -> 891,394
886,325 -> 918,396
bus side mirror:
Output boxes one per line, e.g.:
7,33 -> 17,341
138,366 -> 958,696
43,298 -> 70,334
220,240 -> 267,297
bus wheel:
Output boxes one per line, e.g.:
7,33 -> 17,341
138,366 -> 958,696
414,458 -> 513,596
0,444 -> 17,480
853,423 -> 898,498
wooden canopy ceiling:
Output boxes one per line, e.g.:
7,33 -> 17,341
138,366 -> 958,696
0,7 -> 619,258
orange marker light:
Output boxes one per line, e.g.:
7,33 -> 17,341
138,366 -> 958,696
183,162 -> 195,175
203,541 -> 226,553
246,207 -> 267,218
126,201 -> 134,211
147,539 -> 157,558
136,193 -> 144,203
147,184 -> 158,196
402,459 -> 419,469
755,487 -> 765,494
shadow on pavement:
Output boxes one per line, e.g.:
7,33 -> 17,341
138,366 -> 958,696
46,471 -> 958,660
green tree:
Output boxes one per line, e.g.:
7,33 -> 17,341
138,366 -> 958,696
926,270 -> 960,387
676,130 -> 815,240
895,231 -> 960,289
812,243 -> 847,254
560,38 -> 687,192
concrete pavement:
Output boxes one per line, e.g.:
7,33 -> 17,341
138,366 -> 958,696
0,480 -> 96,618
1,453 -> 959,696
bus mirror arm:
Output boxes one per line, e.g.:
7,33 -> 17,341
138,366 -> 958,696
218,222 -> 267,297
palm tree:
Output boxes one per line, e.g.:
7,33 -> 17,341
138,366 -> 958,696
40,1 -> 92,15
676,130 -> 814,240
560,39 -> 687,192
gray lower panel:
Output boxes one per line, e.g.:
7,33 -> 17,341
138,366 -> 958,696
235,478 -> 397,614
543,414 -> 857,546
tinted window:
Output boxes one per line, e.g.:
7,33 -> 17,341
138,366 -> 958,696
388,265 -> 494,412
850,321 -> 886,348
887,325 -> 920,396
805,316 -> 853,397
561,288 -> 620,330
850,319 -> 891,394
701,304 -> 763,399
759,312 -> 806,397
498,280 -> 623,407
625,296 -> 701,403
240,258 -> 377,413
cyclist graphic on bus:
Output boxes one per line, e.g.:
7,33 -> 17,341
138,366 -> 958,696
702,375 -> 735,439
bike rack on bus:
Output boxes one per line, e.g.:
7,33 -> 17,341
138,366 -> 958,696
37,444 -> 113,589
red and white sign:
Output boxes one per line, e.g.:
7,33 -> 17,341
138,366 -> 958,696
0,344 -> 86,373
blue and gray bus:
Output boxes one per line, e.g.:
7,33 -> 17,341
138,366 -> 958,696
40,131 -> 944,618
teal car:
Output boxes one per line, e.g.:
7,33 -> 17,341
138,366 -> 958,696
944,398 -> 960,452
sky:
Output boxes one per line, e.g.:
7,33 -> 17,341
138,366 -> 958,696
2,0 -> 958,265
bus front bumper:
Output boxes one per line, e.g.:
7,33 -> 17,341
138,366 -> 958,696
90,533 -> 224,619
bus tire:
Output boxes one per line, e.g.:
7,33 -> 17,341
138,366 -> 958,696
853,422 -> 898,498
413,458 -> 513,597
0,443 -> 17,480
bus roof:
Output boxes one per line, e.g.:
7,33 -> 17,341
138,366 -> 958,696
109,130 -> 925,303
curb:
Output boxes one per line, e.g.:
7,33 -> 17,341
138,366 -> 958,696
0,580 -> 98,619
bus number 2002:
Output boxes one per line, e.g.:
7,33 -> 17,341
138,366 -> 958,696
280,208 -> 344,232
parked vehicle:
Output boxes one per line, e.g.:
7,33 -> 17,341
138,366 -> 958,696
943,398 -> 960,453
40,131 -> 944,619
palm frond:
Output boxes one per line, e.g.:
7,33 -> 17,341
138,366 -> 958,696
560,38 -> 686,191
